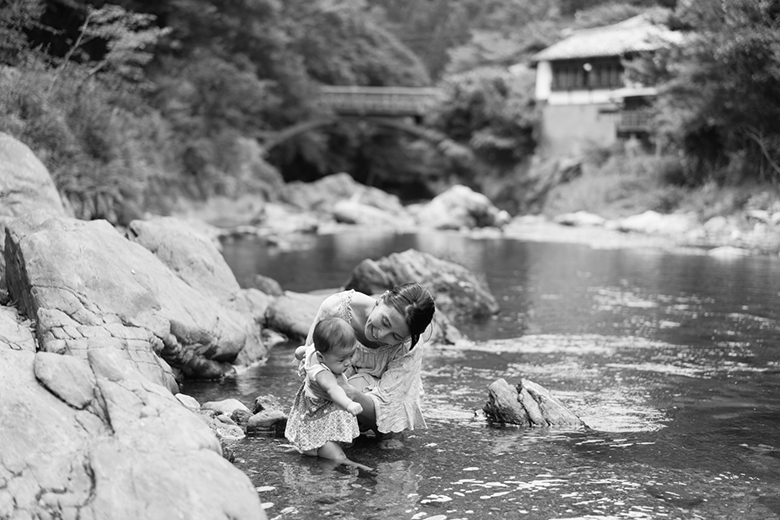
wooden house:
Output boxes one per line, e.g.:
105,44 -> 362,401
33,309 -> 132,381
530,14 -> 681,157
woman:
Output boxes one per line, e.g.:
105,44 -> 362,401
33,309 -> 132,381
302,282 -> 436,449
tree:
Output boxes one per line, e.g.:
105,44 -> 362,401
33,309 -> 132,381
432,66 -> 537,167
655,0 -> 780,184
0,0 -> 44,65
50,3 -> 170,88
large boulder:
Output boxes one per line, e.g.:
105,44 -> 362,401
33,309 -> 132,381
412,185 -> 511,230
282,172 -> 405,214
332,199 -> 415,230
0,132 -> 69,292
0,132 -> 68,221
614,210 -> 698,236
265,291 -> 329,342
127,216 -> 242,301
128,216 -> 270,366
264,288 -> 465,346
344,249 -> 500,320
4,214 -> 263,384
0,306 -> 266,520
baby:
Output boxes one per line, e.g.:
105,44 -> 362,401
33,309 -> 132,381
284,317 -> 371,470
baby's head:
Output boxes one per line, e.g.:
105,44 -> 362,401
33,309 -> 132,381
312,317 -> 358,375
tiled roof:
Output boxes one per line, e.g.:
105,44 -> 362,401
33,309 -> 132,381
531,15 -> 682,62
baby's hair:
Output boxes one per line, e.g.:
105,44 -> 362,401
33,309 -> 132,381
312,317 -> 356,354
383,282 -> 435,349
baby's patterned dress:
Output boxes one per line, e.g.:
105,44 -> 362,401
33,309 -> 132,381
284,347 -> 360,452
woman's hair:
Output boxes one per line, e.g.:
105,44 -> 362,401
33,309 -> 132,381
312,317 -> 356,353
383,282 -> 435,348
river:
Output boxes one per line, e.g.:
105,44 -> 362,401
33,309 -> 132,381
183,229 -> 780,520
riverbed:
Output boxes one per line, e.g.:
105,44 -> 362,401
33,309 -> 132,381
184,229 -> 780,520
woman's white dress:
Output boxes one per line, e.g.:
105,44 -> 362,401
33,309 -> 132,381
306,289 -> 427,434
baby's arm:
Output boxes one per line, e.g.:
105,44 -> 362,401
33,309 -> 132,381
314,371 -> 363,416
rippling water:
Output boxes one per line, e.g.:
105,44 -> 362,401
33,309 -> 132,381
184,230 -> 780,519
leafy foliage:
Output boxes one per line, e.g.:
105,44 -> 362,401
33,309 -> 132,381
281,0 -> 430,87
0,0 -> 45,65
74,4 -> 170,80
654,0 -> 780,184
8,0 -> 761,223
432,66 -> 537,166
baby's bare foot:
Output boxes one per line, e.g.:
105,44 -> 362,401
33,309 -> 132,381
348,460 -> 375,473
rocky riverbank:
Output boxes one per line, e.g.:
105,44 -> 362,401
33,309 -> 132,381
0,133 -> 498,520
168,166 -> 780,260
2,130 -> 778,520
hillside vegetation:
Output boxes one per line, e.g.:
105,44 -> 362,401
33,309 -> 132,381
2,0 -> 779,224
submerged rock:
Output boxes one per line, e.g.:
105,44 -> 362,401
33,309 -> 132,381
483,378 -> 585,428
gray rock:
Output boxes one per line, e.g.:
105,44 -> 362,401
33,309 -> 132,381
0,132 -> 68,221
333,199 -> 415,229
128,216 -> 242,301
4,214 -> 263,382
282,172 -> 403,213
246,409 -> 287,436
127,216 -> 270,368
34,351 -> 96,409
202,398 -> 251,416
483,378 -> 585,428
175,393 -> 201,409
414,184 -> 510,230
0,132 -> 69,293
0,338 -> 266,520
0,305 -> 35,352
266,291 -> 329,342
231,408 -> 254,427
344,248 -> 499,320
248,274 -> 284,296
253,394 -> 286,414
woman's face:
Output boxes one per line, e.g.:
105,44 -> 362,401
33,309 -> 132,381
364,301 -> 410,347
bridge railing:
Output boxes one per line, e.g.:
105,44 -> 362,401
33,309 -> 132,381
317,86 -> 443,118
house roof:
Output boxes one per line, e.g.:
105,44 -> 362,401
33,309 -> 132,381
531,14 -> 682,62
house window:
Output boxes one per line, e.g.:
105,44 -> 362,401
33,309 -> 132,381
551,59 -> 624,91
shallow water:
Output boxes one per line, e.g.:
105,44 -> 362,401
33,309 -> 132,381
184,230 -> 780,520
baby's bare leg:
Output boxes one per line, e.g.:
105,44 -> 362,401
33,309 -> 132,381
316,441 -> 374,472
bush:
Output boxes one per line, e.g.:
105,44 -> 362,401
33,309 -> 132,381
0,65 -> 178,224
541,152 -> 689,219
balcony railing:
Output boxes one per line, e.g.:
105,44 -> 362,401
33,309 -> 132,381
617,109 -> 653,133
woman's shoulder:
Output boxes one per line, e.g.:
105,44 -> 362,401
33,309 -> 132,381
318,290 -> 352,313
320,290 -> 374,320
348,290 -> 376,309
